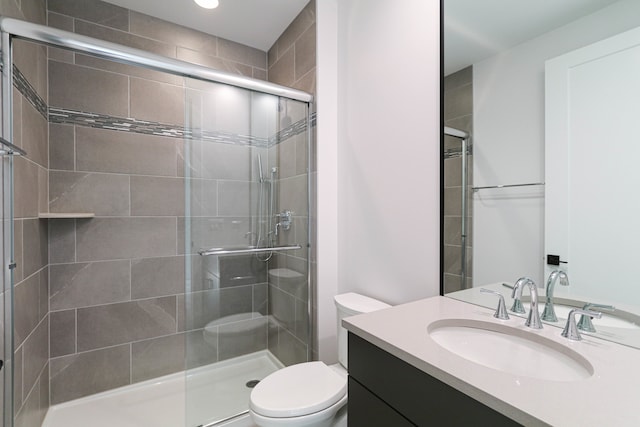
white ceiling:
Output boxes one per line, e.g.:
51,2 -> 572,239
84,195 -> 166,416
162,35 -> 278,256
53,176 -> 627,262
102,0 -> 310,51
444,0 -> 621,75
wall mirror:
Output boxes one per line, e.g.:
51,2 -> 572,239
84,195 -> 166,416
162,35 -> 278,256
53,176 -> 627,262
441,0 -> 640,349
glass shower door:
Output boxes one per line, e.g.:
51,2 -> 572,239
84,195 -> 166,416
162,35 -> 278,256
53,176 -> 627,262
182,78 -> 311,426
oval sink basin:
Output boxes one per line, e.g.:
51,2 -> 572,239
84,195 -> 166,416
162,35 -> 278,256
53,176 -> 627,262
524,303 -> 640,330
428,319 -> 593,382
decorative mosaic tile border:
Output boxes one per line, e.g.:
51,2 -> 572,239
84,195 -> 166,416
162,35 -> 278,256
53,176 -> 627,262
13,65 -> 48,119
13,65 -> 315,146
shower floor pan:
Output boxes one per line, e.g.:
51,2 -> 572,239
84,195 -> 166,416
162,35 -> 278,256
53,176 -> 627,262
42,350 -> 281,427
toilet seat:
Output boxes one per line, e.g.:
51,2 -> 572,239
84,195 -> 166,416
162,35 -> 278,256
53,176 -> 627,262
250,361 -> 347,418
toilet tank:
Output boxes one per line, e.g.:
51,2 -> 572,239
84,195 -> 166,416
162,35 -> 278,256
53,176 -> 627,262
334,293 -> 390,369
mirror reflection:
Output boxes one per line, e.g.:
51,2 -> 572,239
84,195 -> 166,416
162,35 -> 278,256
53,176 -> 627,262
442,0 -> 640,348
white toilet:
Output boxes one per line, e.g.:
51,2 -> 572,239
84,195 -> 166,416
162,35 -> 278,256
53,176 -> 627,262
249,293 -> 391,427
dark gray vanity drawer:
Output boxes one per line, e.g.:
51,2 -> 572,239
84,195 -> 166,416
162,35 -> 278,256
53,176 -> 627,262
348,332 -> 521,426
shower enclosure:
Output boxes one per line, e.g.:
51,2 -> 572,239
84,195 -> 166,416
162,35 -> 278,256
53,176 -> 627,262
442,66 -> 473,294
1,17 -> 312,427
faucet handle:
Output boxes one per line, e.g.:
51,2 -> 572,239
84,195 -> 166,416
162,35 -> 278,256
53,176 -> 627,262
562,308 -> 603,341
480,289 -> 510,320
577,303 -> 615,332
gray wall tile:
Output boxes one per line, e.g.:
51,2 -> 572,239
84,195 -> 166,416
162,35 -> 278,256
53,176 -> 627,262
49,171 -> 130,216
130,176 -> 184,217
218,181 -> 255,216
50,344 -> 130,404
48,219 -> 76,264
75,53 -> 183,86
49,124 -> 75,171
76,217 -> 177,261
182,286 -> 252,331
13,88 -> 22,150
77,297 -> 176,351
48,0 -> 129,31
14,220 -> 23,283
129,11 -> 217,55
177,48 -> 253,77
131,256 -> 184,299
21,0 -> 47,25
269,285 -> 296,334
14,375 -> 41,427
14,157 -> 39,219
22,316 -> 48,400
294,298 -> 309,342
50,310 -> 76,358
292,68 -> 315,94
444,82 -> 473,121
21,100 -> 48,169
295,24 -> 316,81
22,219 -> 47,279
14,346 -> 23,413
50,261 -> 130,310
272,326 -> 306,367
76,127 -> 179,177
130,78 -> 185,125
253,283 -> 268,315
278,175 -> 308,216
47,12 -> 75,63
253,68 -> 267,81
14,274 -> 41,347
218,317 -> 267,361
199,142 -> 251,181
14,40 -> 47,103
131,333 -> 185,383
268,47 -> 294,87
185,329 -> 217,369
38,166 -> 48,215
444,65 -> 472,91
188,179 -> 218,217
178,217 -> 251,255
218,38 -> 266,69
49,61 -> 129,116
271,0 -> 315,63
39,363 -> 49,420
218,255 -> 266,288
75,20 -> 174,58
38,268 -> 49,324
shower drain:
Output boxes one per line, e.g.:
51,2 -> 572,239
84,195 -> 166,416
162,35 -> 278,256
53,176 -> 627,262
246,379 -> 260,388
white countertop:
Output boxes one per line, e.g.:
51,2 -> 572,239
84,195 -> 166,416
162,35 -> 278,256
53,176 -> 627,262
343,296 -> 640,426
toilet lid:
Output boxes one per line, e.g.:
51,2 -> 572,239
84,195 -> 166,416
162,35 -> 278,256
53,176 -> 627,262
250,361 -> 347,418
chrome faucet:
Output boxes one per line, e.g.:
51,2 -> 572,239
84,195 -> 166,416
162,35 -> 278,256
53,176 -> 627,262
511,277 -> 543,329
541,270 -> 569,322
577,303 -> 615,332
562,308 -> 603,341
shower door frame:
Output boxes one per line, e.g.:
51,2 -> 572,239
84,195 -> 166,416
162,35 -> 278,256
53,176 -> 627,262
0,16 -> 314,427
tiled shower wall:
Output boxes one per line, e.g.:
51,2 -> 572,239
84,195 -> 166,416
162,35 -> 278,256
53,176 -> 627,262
443,66 -> 473,293
266,0 -> 317,364
1,0 -> 52,425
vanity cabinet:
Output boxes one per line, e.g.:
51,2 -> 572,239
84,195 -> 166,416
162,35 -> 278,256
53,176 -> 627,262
347,332 -> 521,427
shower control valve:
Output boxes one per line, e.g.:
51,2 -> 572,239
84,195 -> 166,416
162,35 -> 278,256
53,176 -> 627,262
276,210 -> 293,231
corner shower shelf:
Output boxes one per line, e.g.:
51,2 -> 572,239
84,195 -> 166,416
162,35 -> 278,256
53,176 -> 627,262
38,213 -> 95,219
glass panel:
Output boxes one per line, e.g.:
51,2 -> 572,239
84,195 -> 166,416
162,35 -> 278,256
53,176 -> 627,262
183,78 -> 310,426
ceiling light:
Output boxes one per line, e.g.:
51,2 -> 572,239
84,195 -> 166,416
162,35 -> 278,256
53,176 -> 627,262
194,0 -> 219,9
